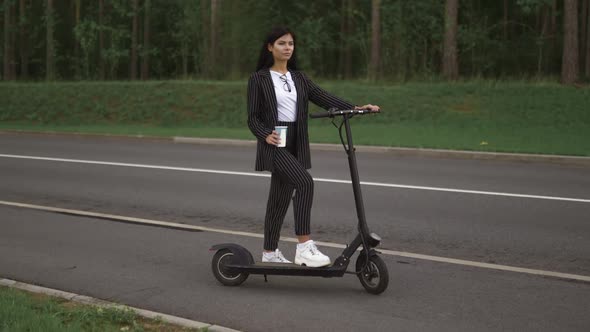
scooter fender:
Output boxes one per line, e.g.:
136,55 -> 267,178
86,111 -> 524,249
359,248 -> 381,259
209,243 -> 254,265
368,248 -> 380,256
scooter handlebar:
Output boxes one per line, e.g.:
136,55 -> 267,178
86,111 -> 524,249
310,108 -> 381,119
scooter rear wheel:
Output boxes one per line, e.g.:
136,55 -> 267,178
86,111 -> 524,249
356,253 -> 389,294
212,249 -> 249,286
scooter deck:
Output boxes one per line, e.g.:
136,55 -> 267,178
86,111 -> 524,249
225,262 -> 347,277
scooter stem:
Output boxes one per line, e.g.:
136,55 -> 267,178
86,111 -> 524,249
343,114 -> 371,237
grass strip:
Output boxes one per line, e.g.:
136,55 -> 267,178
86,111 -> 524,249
1,80 -> 588,156
0,286 -> 205,332
1,122 -> 587,156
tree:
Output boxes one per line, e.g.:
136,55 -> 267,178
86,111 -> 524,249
102,0 -> 130,80
581,0 -> 588,74
74,17 -> 98,80
536,1 -> 551,76
141,0 -> 150,80
551,0 -> 557,34
586,0 -> 590,77
228,0 -> 241,78
338,0 -> 354,79
503,0 -> 509,40
561,0 -> 578,84
3,0 -> 18,80
3,0 -> 14,80
173,0 -> 200,78
98,0 -> 104,80
19,0 -> 29,80
73,0 -> 81,78
46,0 -> 55,80
209,0 -> 219,77
443,0 -> 459,80
130,0 -> 138,80
368,0 -> 381,81
200,0 -> 209,76
3,0 -> 590,81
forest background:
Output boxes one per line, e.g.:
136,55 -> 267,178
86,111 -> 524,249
1,0 -> 589,156
2,0 -> 589,82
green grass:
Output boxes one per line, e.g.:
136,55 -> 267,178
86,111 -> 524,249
1,80 -> 589,156
0,286 -> 204,332
1,122 -> 587,156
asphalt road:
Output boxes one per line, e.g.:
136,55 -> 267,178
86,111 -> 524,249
1,132 -> 590,331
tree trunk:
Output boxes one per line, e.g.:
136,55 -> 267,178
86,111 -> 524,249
422,38 -> 428,73
545,0 -> 557,75
229,0 -> 240,78
538,5 -> 550,76
74,0 -> 80,78
581,0 -> 587,74
130,0 -> 138,80
200,0 -> 209,76
181,2 -> 188,78
443,0 -> 459,80
98,0 -> 105,80
338,0 -> 353,78
141,0 -> 150,80
209,0 -> 219,77
3,0 -> 18,80
368,0 -> 381,81
586,0 -> 590,77
9,0 -> 16,78
345,0 -> 354,78
561,0 -> 579,84
503,0 -> 508,40
46,0 -> 55,80
535,5 -> 541,33
3,0 -> 12,80
182,43 -> 188,78
551,0 -> 557,35
19,0 -> 28,79
338,0 -> 346,77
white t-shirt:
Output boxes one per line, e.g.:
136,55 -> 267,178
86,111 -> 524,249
270,70 -> 298,122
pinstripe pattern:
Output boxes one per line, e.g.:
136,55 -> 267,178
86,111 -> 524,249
263,122 -> 315,250
247,69 -> 355,172
247,69 -> 354,250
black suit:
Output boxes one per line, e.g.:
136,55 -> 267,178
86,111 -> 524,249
247,68 -> 355,251
247,69 -> 354,172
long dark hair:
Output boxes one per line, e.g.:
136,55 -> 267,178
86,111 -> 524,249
255,26 -> 299,71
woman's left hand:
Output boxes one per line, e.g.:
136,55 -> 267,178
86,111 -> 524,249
355,104 -> 380,111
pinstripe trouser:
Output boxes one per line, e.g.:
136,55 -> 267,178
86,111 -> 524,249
263,121 -> 314,251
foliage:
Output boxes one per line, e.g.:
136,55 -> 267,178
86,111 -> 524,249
1,79 -> 589,156
0,0 -> 587,81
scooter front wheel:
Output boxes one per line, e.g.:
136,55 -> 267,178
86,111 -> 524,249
211,249 -> 249,286
356,253 -> 389,295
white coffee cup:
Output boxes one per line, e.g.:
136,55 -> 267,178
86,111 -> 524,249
275,126 -> 288,147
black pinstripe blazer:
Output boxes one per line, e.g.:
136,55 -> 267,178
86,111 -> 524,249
247,69 -> 354,172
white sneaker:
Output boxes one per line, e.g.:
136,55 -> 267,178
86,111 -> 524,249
262,249 -> 292,263
295,240 -> 331,267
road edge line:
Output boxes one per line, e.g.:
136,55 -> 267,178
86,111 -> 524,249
2,200 -> 589,283
2,130 -> 589,166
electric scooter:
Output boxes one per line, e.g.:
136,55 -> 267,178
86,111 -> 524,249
210,107 -> 388,294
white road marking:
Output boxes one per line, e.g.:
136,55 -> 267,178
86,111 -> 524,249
1,199 -> 589,283
1,153 -> 589,203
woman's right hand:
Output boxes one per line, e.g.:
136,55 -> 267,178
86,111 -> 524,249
266,131 -> 281,146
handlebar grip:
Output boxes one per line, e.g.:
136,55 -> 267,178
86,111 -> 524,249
310,108 -> 381,119
309,111 -> 332,119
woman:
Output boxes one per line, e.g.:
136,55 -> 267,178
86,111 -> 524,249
247,27 -> 380,267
